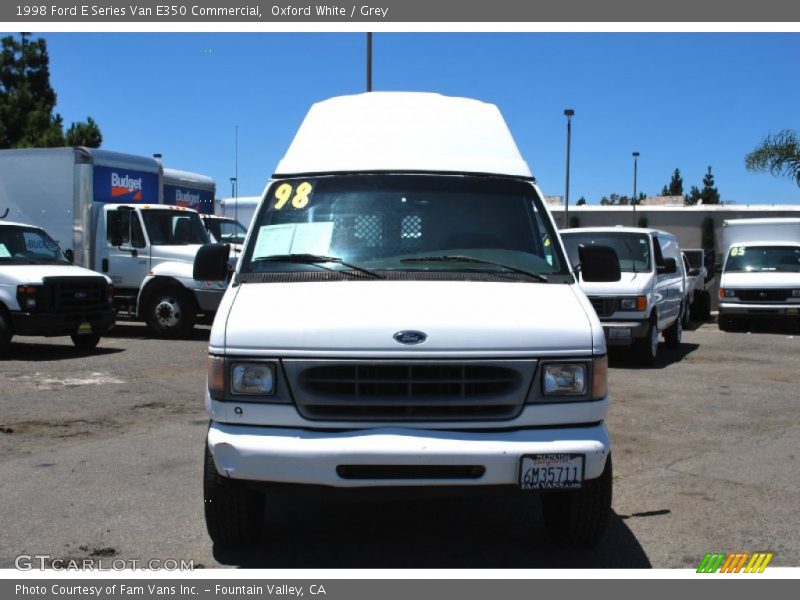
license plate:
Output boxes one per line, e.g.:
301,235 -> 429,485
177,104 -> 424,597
608,327 -> 631,341
78,322 -> 92,334
519,454 -> 584,490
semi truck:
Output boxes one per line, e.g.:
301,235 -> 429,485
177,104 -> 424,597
718,218 -> 800,330
195,92 -> 621,548
0,147 -> 227,338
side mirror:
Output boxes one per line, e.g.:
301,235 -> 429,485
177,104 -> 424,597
194,243 -> 230,281
579,244 -> 621,282
658,257 -> 678,275
64,248 -> 75,264
688,267 -> 701,277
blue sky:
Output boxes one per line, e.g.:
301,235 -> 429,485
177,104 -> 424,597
20,33 -> 800,204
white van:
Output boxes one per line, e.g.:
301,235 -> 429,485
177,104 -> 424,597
194,92 -> 621,549
560,227 -> 685,365
718,218 -> 800,330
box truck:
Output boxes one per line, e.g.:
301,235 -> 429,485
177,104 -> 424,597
0,147 -> 227,338
194,92 -> 621,549
163,167 -> 216,215
718,218 -> 800,330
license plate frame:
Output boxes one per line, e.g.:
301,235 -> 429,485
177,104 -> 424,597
518,453 -> 585,491
608,327 -> 632,341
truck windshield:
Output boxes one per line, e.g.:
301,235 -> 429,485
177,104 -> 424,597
141,210 -> 210,246
725,245 -> 800,273
240,174 -> 569,280
0,225 -> 70,265
561,232 -> 651,272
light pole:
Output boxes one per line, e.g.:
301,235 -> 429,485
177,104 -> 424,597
632,151 -> 640,227
366,33 -> 372,92
563,109 -> 574,229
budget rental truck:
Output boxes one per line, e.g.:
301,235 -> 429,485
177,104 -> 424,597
194,92 -> 621,548
0,147 -> 227,337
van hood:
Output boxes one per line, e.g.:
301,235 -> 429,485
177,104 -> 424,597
578,271 -> 653,296
721,271 -> 800,288
0,264 -> 109,285
215,281 -> 599,357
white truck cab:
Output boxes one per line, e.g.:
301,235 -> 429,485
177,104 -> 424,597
718,218 -> 800,331
195,92 -> 621,549
561,227 -> 685,365
0,220 -> 115,355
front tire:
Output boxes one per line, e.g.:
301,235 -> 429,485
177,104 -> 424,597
664,308 -> 683,347
71,333 -> 101,350
718,314 -> 738,332
634,317 -> 659,366
541,455 -> 613,548
0,312 -> 12,357
204,444 -> 263,547
145,284 -> 196,339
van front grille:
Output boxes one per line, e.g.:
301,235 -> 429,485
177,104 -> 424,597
736,288 -> 793,302
588,296 -> 615,317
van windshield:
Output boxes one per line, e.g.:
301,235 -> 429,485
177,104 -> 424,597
0,225 -> 70,265
141,210 -> 210,246
725,245 -> 800,273
561,231 -> 651,272
240,174 -> 569,280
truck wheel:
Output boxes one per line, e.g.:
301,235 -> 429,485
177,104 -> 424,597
0,312 -> 12,357
145,284 -> 196,339
634,317 -> 659,366
682,300 -> 692,328
697,291 -> 712,321
204,444 -> 263,547
718,314 -> 738,332
664,308 -> 683,347
541,455 -> 612,548
71,334 -> 101,351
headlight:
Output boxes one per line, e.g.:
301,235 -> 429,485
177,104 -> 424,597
619,296 -> 647,311
231,362 -> 276,395
16,285 -> 41,311
543,363 -> 586,395
719,288 -> 737,298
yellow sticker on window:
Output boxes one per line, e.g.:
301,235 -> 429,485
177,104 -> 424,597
730,246 -> 746,257
272,181 -> 314,210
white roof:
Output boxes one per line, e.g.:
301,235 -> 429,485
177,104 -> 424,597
274,92 -> 532,178
561,226 -> 669,236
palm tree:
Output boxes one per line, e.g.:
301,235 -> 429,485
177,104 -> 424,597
745,129 -> 800,187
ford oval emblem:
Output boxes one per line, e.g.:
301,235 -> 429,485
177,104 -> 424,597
393,330 -> 428,345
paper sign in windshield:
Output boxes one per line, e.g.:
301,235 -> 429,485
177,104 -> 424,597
0,244 -> 11,258
252,222 -> 334,259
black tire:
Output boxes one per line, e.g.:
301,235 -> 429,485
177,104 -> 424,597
0,311 -> 12,358
70,333 -> 101,350
718,314 -> 738,332
697,291 -> 712,321
664,307 -> 683,347
682,299 -> 692,328
144,283 -> 197,339
204,444 -> 263,547
541,454 -> 613,548
633,317 -> 659,366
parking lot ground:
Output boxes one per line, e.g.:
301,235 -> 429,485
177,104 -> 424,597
1,319 -> 798,569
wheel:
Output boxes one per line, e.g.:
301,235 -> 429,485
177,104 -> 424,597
0,312 -> 12,357
664,307 -> 683,347
682,299 -> 692,328
145,284 -> 196,339
718,314 -> 738,332
697,291 -> 712,321
541,454 -> 612,548
204,443 -> 263,547
634,317 -> 659,366
70,333 -> 101,350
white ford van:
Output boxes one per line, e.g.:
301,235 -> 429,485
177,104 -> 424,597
561,227 -> 685,365
195,93 -> 621,549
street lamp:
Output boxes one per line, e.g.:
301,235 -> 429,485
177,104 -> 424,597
632,151 -> 640,227
563,109 -> 574,229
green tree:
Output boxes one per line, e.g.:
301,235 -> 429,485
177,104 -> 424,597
576,196 -> 586,206
65,116 -> 102,147
665,168 -> 683,196
0,33 -> 101,149
700,166 -> 720,204
745,129 -> 800,187
685,185 -> 702,205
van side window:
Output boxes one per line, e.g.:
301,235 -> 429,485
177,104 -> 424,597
107,210 -> 146,248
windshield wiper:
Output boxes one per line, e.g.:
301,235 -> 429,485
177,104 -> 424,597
252,254 -> 385,279
401,255 -> 548,282
621,240 -> 639,274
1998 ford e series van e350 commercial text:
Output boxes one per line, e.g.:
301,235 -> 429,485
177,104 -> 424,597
194,92 -> 622,549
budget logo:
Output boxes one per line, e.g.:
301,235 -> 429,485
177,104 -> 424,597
111,172 -> 143,200
696,552 -> 773,573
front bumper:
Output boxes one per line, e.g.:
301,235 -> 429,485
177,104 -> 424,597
599,320 -> 649,346
10,308 -> 115,337
719,302 -> 800,318
207,421 -> 610,487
